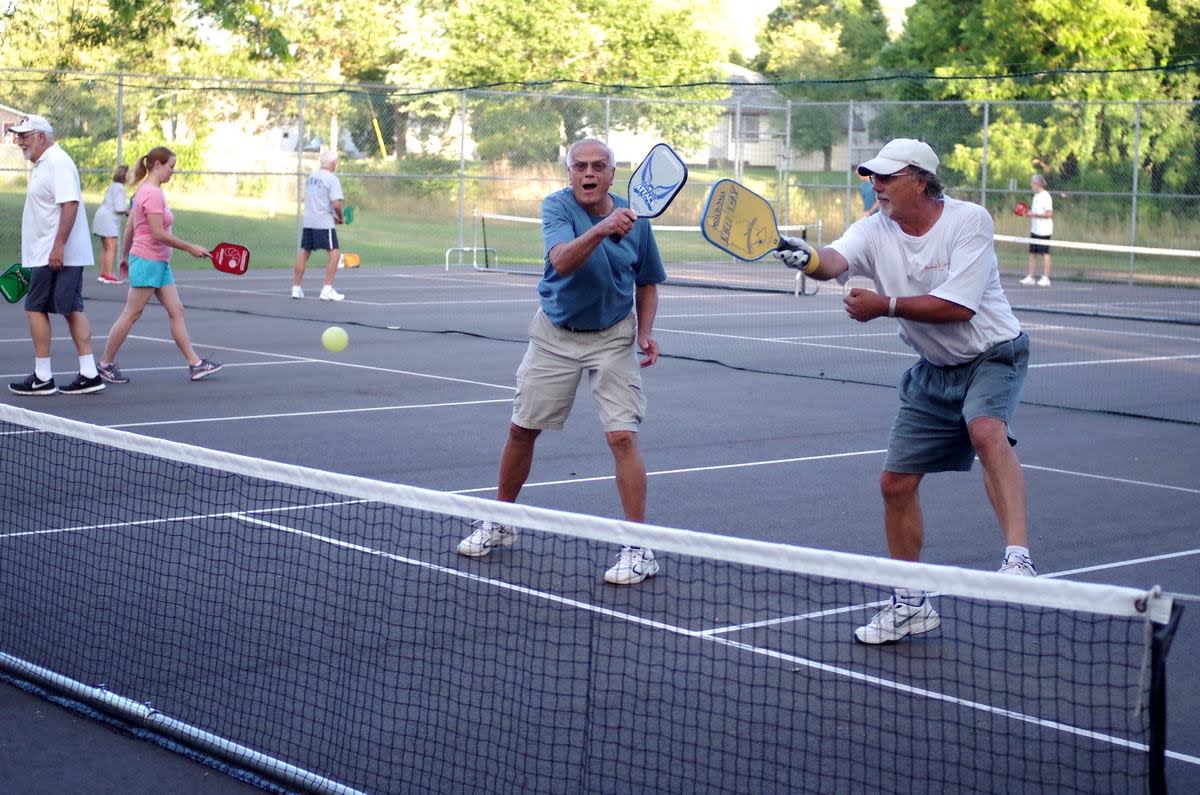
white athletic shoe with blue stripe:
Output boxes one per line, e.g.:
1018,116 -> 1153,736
603,546 -> 659,585
854,597 -> 941,645
456,520 -> 517,557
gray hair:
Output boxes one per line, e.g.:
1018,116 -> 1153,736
1032,174 -> 1047,188
566,138 -> 614,168
911,168 -> 944,200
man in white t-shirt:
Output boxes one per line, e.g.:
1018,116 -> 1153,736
774,138 -> 1035,645
291,150 -> 346,301
1019,174 -> 1054,287
8,114 -> 104,396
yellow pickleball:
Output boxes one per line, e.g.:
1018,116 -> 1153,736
322,326 -> 349,353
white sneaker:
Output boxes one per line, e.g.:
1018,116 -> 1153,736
998,554 -> 1037,576
1019,275 -> 1036,286
320,285 -> 345,301
1037,276 -> 1051,287
291,285 -> 304,299
456,520 -> 517,557
603,546 -> 659,585
854,597 -> 941,645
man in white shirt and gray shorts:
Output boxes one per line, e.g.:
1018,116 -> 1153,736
774,138 -> 1036,645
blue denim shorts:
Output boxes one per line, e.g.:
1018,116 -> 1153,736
884,332 -> 1029,474
129,254 -> 175,288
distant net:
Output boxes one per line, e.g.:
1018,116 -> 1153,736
477,212 -> 819,293
0,404 -> 1182,794
993,234 -> 1200,325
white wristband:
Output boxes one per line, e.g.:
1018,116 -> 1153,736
887,297 -> 897,318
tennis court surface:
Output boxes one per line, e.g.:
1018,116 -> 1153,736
1,262 -> 1197,793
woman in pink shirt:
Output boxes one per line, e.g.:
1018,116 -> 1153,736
97,146 -> 221,384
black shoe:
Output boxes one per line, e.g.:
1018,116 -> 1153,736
59,373 -> 105,395
9,374 -> 57,396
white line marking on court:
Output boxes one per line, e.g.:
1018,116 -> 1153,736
1031,353 -> 1200,368
1022,464 -> 1200,495
656,326 -> 918,358
104,399 -> 514,429
450,449 -> 887,494
109,336 -> 518,391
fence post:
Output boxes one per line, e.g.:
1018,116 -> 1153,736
980,101 -> 990,209
783,99 -> 793,226
734,98 -> 743,182
116,73 -> 124,167
1129,101 -> 1142,283
845,100 -> 854,230
458,91 -> 468,259
296,82 -> 306,241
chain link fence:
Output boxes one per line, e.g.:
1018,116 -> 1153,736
1,68 -> 1197,285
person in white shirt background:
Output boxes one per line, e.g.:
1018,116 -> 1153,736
1020,174 -> 1054,287
92,164 -> 130,285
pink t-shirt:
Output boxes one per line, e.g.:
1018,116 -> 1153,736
129,184 -> 175,262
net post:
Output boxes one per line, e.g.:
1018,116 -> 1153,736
1148,601 -> 1184,795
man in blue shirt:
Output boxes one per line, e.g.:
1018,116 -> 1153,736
457,138 -> 667,585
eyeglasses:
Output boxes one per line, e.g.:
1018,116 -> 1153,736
569,160 -> 612,174
869,169 -> 916,185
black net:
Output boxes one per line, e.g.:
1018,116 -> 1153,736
0,405 -> 1178,794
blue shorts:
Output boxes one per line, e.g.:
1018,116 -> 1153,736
129,255 -> 175,288
884,333 -> 1029,474
300,228 -> 339,251
24,266 -> 85,315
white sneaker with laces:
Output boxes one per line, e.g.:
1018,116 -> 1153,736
998,554 -> 1037,576
603,546 -> 659,585
1037,276 -> 1051,287
1019,275 -> 1036,286
320,285 -> 345,301
456,520 -> 517,557
854,597 -> 941,645
291,285 -> 304,299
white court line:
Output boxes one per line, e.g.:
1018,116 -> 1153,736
1023,464 -> 1200,495
1031,353 -> 1200,368
450,449 -> 887,494
104,399 -> 514,430
657,326 -> 918,358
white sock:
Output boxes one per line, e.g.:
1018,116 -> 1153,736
1004,545 -> 1031,562
34,358 -> 52,381
79,354 -> 97,379
894,587 -> 925,606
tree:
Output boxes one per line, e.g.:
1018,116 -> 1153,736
753,0 -> 890,169
418,0 -> 726,163
879,0 -> 1200,192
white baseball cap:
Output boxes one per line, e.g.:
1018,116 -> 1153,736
10,114 -> 53,136
857,138 -> 939,176
318,150 -> 338,169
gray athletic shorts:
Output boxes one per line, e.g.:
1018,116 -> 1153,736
511,310 -> 644,433
24,266 -> 85,315
884,332 -> 1029,474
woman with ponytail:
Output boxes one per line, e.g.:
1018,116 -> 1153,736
97,147 -> 221,384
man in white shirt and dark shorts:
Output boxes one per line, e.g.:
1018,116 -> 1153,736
774,138 -> 1036,644
292,150 -> 346,301
1020,174 -> 1054,287
8,114 -> 104,396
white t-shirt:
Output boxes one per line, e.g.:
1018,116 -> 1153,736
1030,189 -> 1053,236
829,196 -> 1021,366
21,144 -> 94,268
301,168 -> 344,229
92,181 -> 128,238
